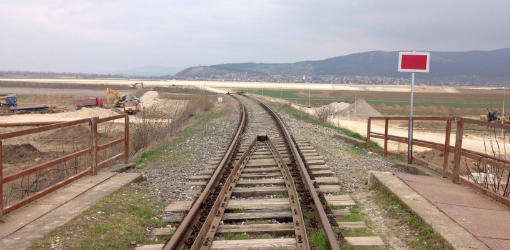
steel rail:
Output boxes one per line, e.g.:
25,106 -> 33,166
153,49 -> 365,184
192,138 -> 259,249
164,94 -> 248,249
267,138 -> 310,249
248,95 -> 341,250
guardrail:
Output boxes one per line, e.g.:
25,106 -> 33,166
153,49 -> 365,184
0,114 -> 129,220
367,116 -> 510,207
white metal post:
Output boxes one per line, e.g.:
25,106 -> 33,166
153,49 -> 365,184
503,87 -> 506,138
408,73 -> 415,163
355,89 -> 357,118
308,84 -> 311,108
280,82 -> 283,99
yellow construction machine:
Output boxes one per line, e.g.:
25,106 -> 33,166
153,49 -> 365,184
129,82 -> 144,89
480,108 -> 510,124
480,108 -> 499,122
106,88 -> 139,107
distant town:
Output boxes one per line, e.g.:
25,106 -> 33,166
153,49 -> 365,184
0,70 -> 507,87
173,74 -> 504,87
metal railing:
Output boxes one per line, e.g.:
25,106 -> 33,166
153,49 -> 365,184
367,116 -> 510,207
0,114 -> 129,220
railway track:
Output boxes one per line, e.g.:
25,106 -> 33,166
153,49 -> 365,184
142,94 -> 383,249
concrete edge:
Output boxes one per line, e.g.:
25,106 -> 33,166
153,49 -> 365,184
101,162 -> 136,173
334,134 -> 367,148
391,161 -> 444,178
368,171 -> 490,250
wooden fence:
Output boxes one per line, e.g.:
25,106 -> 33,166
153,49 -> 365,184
0,114 -> 129,220
367,116 -> 510,207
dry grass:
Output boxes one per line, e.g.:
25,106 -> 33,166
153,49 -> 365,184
130,95 -> 212,153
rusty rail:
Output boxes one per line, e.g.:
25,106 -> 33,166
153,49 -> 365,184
252,95 -> 341,250
164,94 -> 248,249
0,114 -> 129,220
191,137 -> 259,249
367,115 -> 510,207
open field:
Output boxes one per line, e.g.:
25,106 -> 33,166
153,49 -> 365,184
239,87 -> 509,116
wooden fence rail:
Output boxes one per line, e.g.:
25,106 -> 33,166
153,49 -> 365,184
367,116 -> 510,207
0,114 -> 129,220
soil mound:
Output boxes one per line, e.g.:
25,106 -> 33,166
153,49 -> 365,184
2,144 -> 40,163
44,124 -> 91,140
338,99 -> 382,120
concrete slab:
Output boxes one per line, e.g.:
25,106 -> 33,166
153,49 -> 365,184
394,172 -> 510,249
0,172 -> 141,250
368,171 -> 490,250
0,172 -> 115,238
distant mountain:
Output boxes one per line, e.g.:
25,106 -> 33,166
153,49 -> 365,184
175,48 -> 510,79
117,65 -> 180,77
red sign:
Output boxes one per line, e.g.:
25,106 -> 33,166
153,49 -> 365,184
398,52 -> 430,73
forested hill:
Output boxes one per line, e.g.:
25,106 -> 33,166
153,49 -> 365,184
175,48 -> 510,79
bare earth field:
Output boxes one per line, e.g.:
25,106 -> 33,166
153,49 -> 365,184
2,79 -> 506,176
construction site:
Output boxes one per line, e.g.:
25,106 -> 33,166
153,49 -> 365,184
1,80 -> 510,249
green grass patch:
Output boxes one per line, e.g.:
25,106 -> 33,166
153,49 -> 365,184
336,205 -> 364,223
310,229 -> 329,250
163,148 -> 194,168
28,186 -> 165,250
275,191 -> 289,198
345,146 -> 368,157
274,104 -> 382,150
303,211 -> 316,220
238,89 -> 337,105
134,109 -> 218,166
233,208 -> 247,213
373,189 -> 451,249
222,232 -> 251,240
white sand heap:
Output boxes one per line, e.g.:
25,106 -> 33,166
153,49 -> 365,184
337,99 -> 382,120
140,91 -> 160,107
317,102 -> 350,113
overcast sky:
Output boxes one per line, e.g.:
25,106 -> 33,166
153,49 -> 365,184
1,0 -> 509,74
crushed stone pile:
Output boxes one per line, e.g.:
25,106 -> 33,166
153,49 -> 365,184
337,99 -> 382,120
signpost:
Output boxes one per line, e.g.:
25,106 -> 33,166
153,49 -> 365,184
398,51 -> 430,164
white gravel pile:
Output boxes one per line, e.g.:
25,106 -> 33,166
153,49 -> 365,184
337,99 -> 382,120
140,91 -> 161,107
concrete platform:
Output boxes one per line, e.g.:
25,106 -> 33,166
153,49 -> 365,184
0,170 -> 142,250
369,171 -> 510,250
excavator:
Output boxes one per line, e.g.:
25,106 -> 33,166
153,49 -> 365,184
0,93 -> 17,107
480,108 -> 510,124
129,82 -> 144,89
106,88 -> 139,107
480,108 -> 499,122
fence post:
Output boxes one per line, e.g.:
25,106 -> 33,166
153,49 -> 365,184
443,117 -> 452,176
0,140 -> 3,222
453,119 -> 464,184
91,117 -> 99,175
366,118 -> 371,149
124,114 -> 129,163
384,118 -> 389,157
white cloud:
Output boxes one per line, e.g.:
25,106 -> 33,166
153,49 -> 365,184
0,0 -> 508,73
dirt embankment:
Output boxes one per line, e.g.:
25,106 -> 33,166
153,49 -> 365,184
2,144 -> 41,164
